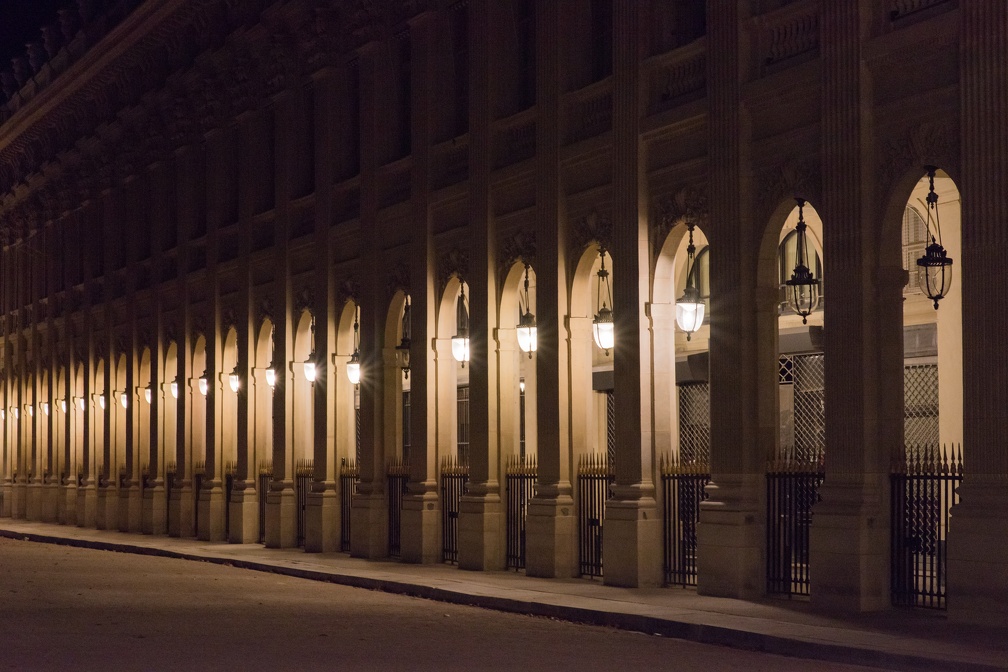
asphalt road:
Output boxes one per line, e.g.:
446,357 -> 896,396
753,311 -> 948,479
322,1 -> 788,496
0,537 -> 888,672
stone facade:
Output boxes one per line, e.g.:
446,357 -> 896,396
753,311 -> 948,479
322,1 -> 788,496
0,0 -> 1004,623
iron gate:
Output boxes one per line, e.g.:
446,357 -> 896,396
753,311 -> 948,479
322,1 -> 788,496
340,459 -> 359,552
578,454 -> 612,578
891,444 -> 961,610
505,455 -> 537,570
257,461 -> 272,544
440,457 -> 469,564
387,459 -> 409,558
678,383 -> 711,464
766,459 -> 824,596
295,459 -> 313,547
661,455 -> 709,586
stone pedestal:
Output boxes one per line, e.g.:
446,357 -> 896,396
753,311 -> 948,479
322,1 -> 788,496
95,484 -> 117,530
2,481 -> 12,517
41,482 -> 59,523
696,476 -> 764,599
120,485 -> 143,533
26,480 -> 42,521
169,484 -> 195,537
351,492 -> 388,559
525,490 -> 577,578
458,490 -> 504,571
400,490 -> 440,564
947,483 -> 1008,624
603,494 -> 661,587
60,483 -> 77,525
197,482 -> 226,541
228,482 -> 259,544
77,482 -> 96,528
143,483 -> 167,535
809,478 -> 889,612
304,486 -> 339,553
13,482 -> 27,518
265,485 -> 296,548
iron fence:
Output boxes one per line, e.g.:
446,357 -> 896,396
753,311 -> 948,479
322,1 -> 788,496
505,455 -> 537,570
295,459 -> 313,547
165,462 -> 176,533
661,455 -> 709,587
891,444 -> 961,610
387,459 -> 409,558
193,461 -> 206,535
766,458 -> 824,596
258,461 -> 272,544
340,459 -> 359,552
441,456 -> 469,564
578,454 -> 612,578
224,461 -> 237,539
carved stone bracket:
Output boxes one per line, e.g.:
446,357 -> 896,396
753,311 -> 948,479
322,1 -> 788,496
877,119 -> 960,205
569,211 -> 613,259
437,247 -> 469,297
498,228 -> 537,279
294,286 -> 315,317
754,155 -> 822,226
335,278 -> 360,309
653,184 -> 710,250
387,261 -> 410,299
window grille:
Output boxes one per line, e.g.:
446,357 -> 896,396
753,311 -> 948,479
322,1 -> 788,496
457,385 -> 470,465
678,382 -> 710,464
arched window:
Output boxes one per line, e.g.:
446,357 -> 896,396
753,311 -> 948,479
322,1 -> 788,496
778,231 -> 823,313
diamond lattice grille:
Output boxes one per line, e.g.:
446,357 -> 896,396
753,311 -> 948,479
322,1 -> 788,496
678,382 -> 710,464
904,363 -> 939,449
793,353 -> 825,463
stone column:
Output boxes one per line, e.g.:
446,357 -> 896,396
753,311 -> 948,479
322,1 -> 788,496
603,1 -> 661,587
947,0 -> 1008,624
809,1 -> 889,611
401,10 -> 441,565
526,0 -> 576,579
696,0 -> 764,599
458,0 -> 504,571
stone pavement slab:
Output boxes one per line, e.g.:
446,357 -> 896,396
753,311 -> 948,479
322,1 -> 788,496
0,519 -> 1005,672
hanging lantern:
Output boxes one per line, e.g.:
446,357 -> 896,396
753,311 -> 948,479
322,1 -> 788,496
592,248 -> 614,355
75,397 -> 84,411
395,296 -> 411,379
675,223 -> 705,340
515,264 -> 537,357
41,401 -> 49,416
265,366 -> 276,389
98,394 -> 106,411
198,371 -> 208,396
346,306 -> 361,385
451,281 -> 470,365
303,315 -> 317,383
144,386 -> 152,404
784,198 -> 820,325
229,364 -> 240,393
119,392 -> 128,409
170,378 -> 179,400
917,166 -> 954,309
13,407 -> 19,420
60,399 -> 68,413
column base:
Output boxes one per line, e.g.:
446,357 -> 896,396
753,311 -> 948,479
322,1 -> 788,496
602,491 -> 662,587
60,483 -> 78,526
947,482 -> 1008,624
696,474 -> 764,600
305,485 -> 339,553
2,481 -> 12,517
77,482 -> 97,528
13,481 -> 27,518
351,491 -> 389,559
41,482 -> 59,523
265,484 -> 296,548
400,487 -> 441,564
169,484 -> 195,537
525,487 -> 577,579
228,483 -> 260,544
458,490 -> 504,571
809,477 -> 890,612
119,485 -> 143,533
26,480 -> 42,521
143,484 -> 167,535
95,485 -> 119,530
197,482 -> 226,541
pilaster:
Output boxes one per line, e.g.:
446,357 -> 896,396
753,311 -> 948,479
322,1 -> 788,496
947,0 -> 1008,624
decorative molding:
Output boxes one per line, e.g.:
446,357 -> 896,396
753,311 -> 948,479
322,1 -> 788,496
754,155 -> 822,225
387,261 -> 410,298
498,228 -> 537,278
877,119 -> 960,204
294,287 -> 315,316
437,247 -> 469,296
335,278 -> 360,309
569,211 -> 613,257
653,184 -> 710,248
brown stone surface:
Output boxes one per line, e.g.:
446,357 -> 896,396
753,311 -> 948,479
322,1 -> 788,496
0,535 -> 882,672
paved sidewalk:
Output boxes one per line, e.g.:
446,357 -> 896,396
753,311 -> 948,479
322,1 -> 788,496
0,519 -> 1004,672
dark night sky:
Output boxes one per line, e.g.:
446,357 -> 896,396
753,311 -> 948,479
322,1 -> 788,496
0,0 -> 69,71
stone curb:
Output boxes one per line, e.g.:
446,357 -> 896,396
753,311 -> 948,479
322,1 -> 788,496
2,529 -> 1003,672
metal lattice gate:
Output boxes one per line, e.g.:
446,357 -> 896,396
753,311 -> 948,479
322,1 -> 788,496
578,455 -> 612,578
295,459 -> 313,548
891,444 -> 961,610
792,354 -> 825,463
904,364 -> 939,449
678,382 -> 710,464
257,462 -> 272,544
387,459 -> 409,558
457,386 -> 470,466
340,459 -> 359,552
505,456 -> 537,570
661,455 -> 709,586
441,457 -> 469,564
